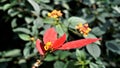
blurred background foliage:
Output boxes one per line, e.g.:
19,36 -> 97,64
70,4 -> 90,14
0,0 -> 120,68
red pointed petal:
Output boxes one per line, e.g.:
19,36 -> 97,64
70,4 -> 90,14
36,39 -> 45,55
52,34 -> 66,49
58,38 -> 100,50
43,28 -> 57,44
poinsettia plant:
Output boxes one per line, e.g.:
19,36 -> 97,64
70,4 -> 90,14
36,28 -> 100,56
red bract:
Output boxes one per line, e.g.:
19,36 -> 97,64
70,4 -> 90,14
36,28 -> 100,56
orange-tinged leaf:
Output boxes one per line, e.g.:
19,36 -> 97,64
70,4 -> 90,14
43,28 -> 57,44
52,34 -> 66,49
36,39 -> 45,55
58,38 -> 100,50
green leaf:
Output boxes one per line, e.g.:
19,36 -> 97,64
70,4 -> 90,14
17,14 -> 23,18
83,0 -> 92,5
97,16 -> 106,23
68,17 -> 87,29
25,17 -> 34,24
95,59 -> 105,68
28,0 -> 40,15
43,24 -> 51,30
112,6 -> 120,13
60,51 -> 71,60
55,24 -> 65,36
0,0 -> 6,2
39,0 -> 50,3
31,25 -> 39,36
3,49 -> 21,57
92,27 -> 106,36
18,59 -> 26,64
76,49 -> 86,61
89,62 -> 99,68
54,61 -> 65,68
90,0 -> 95,4
86,15 -> 95,23
111,0 -> 120,5
23,46 -> 31,58
18,34 -> 31,41
11,18 -> 17,28
33,17 -> 43,28
3,3 -> 11,10
44,54 -> 58,61
68,16 -> 87,23
64,60 -> 77,68
112,33 -> 120,38
13,28 -> 31,34
8,9 -> 19,17
86,44 -> 101,59
18,59 -> 27,68
41,10 -> 49,17
43,18 -> 55,24
54,51 -> 71,60
0,58 -> 12,62
106,40 -> 120,54
55,24 -> 68,38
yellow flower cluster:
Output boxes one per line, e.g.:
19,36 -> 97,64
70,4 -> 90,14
48,10 -> 62,19
75,23 -> 91,36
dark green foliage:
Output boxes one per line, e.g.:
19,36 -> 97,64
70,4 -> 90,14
0,0 -> 120,68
